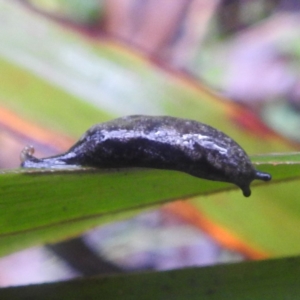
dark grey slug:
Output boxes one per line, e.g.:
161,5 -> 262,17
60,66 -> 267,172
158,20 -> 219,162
20,115 -> 271,197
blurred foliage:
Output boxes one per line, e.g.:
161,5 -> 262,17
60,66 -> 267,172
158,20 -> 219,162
22,0 -> 104,25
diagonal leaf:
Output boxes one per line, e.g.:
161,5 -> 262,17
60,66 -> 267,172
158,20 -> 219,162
0,1 -> 295,151
0,153 -> 299,256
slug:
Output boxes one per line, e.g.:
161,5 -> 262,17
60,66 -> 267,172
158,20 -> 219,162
20,115 -> 271,197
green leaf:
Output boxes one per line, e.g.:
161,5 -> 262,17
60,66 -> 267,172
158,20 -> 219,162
0,153 -> 299,256
1,255 -> 300,299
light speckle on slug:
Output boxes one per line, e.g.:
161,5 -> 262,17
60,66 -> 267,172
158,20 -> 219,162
20,115 -> 271,197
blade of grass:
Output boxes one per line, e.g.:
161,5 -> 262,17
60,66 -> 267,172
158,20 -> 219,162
1,255 -> 300,300
0,153 -> 299,256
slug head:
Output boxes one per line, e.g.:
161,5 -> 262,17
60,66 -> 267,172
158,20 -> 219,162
239,169 -> 272,197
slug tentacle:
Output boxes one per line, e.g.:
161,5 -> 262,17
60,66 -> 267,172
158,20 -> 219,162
240,185 -> 251,198
254,170 -> 272,182
20,115 -> 272,197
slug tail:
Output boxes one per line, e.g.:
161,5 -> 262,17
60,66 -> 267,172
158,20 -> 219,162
20,145 -> 42,168
20,145 -> 80,169
20,145 -> 35,164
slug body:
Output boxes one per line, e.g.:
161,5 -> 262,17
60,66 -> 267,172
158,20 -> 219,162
20,115 -> 271,197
